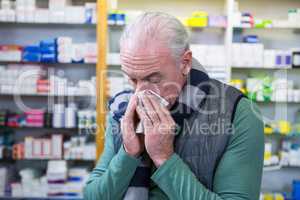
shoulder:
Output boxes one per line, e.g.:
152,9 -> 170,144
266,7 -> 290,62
108,90 -> 133,122
230,97 -> 264,147
234,98 -> 261,122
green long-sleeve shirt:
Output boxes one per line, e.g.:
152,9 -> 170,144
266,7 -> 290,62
84,98 -> 264,200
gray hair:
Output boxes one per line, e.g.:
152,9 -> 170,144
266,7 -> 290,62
120,12 -> 189,62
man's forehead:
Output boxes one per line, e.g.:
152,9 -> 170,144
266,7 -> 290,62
121,63 -> 161,79
121,50 -> 170,59
120,39 -> 172,57
121,52 -> 160,68
119,47 -> 172,78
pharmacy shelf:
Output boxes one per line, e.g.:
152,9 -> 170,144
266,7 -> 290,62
0,21 -> 124,26
234,26 -> 300,30
0,126 -> 78,131
13,159 -> 95,162
264,165 -> 300,172
253,100 -> 300,104
0,93 -> 95,97
0,196 -> 83,200
0,21 -> 96,27
265,133 -> 300,138
107,60 -> 297,70
0,1 -> 104,198
0,158 -> 14,162
0,127 -> 97,136
0,21 -> 126,29
0,61 -> 96,65
0,158 -> 95,162
0,21 -> 132,29
232,66 -> 298,70
263,165 -> 282,172
187,25 -> 227,29
108,23 -> 226,29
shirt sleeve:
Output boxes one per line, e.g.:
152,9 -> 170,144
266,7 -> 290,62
84,114 -> 141,200
151,98 -> 264,200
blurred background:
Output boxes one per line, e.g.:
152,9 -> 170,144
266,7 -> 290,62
0,0 -> 300,199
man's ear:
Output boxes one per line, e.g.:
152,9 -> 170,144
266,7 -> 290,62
180,50 -> 192,76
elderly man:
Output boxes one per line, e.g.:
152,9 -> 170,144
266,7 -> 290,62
84,12 -> 264,200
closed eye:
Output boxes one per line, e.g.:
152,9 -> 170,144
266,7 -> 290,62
144,73 -> 162,84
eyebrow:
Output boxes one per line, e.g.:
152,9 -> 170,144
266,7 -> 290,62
122,70 -> 161,80
143,72 -> 161,80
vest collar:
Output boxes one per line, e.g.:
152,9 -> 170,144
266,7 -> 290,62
170,58 -> 210,131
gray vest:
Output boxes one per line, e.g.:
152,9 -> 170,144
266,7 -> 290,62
109,67 -> 244,191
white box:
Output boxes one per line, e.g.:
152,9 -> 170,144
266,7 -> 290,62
49,10 -> 65,23
34,9 -> 49,23
232,43 -> 241,67
49,0 -> 71,10
24,9 -> 35,22
253,44 -> 264,67
33,139 -> 42,158
1,0 -> 12,10
51,135 -> 63,159
24,137 -> 33,159
42,139 -> 52,159
16,9 -> 26,22
64,6 -> 85,24
264,50 -> 276,68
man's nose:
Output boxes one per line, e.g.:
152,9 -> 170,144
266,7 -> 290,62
135,81 -> 150,93
135,81 -> 160,94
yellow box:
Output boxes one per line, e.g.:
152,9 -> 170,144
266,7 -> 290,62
278,121 -> 291,135
186,11 -> 208,27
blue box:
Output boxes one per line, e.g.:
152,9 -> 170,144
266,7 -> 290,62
23,46 -> 41,53
41,53 -> 57,63
40,39 -> 56,48
40,45 -> 56,54
40,39 -> 57,54
243,35 -> 259,43
22,52 -> 41,62
293,180 -> 300,199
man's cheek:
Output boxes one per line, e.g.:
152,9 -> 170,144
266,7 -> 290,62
161,82 -> 181,96
135,84 -> 160,94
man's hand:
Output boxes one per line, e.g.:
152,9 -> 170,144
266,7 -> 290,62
121,94 -> 144,157
136,91 -> 176,167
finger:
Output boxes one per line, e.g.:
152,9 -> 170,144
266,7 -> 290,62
151,101 -> 176,132
121,117 -> 134,133
156,101 -> 176,130
136,105 -> 153,128
146,94 -> 176,132
140,94 -> 160,124
147,94 -> 169,123
124,95 -> 138,119
122,95 -> 138,136
120,118 -> 136,140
